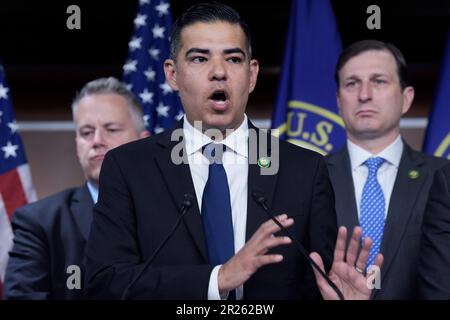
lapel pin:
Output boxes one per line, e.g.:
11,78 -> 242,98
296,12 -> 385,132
408,170 -> 420,179
257,157 -> 271,168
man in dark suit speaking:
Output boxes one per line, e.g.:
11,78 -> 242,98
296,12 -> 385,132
86,2 -> 381,300
3,77 -> 149,299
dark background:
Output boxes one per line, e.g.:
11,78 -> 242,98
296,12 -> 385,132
0,0 -> 449,120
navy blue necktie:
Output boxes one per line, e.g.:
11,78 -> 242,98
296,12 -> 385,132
201,143 -> 235,299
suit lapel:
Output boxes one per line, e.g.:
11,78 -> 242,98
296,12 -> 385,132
153,122 -> 280,259
378,144 -> 427,284
246,124 -> 278,241
153,123 -> 208,262
71,185 -> 94,241
327,148 -> 359,238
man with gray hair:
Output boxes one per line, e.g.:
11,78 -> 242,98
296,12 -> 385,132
3,77 -> 149,299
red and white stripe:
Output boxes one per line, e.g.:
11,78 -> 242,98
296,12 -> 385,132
0,163 -> 37,284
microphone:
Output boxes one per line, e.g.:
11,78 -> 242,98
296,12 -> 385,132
252,191 -> 345,300
120,194 -> 195,300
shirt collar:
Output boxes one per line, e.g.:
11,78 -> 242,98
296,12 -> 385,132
86,181 -> 99,204
183,114 -> 249,158
347,135 -> 403,171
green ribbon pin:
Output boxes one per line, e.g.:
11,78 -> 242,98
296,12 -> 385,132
257,157 -> 271,168
408,170 -> 420,179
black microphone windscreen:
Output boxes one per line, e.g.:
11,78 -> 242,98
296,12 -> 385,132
180,194 -> 195,212
251,191 -> 265,204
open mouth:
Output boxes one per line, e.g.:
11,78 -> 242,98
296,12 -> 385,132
209,90 -> 228,103
208,89 -> 229,111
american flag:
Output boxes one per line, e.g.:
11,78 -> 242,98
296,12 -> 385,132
0,62 -> 37,295
123,0 -> 184,134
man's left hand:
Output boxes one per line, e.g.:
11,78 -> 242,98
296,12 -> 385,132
310,226 -> 384,300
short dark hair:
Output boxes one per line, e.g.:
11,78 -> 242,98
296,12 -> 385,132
335,39 -> 409,90
170,1 -> 252,61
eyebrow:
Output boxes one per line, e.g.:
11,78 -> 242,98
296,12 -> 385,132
370,73 -> 388,78
344,72 -> 388,80
185,48 -> 210,57
104,122 -> 123,127
185,47 -> 246,58
78,124 -> 94,131
223,48 -> 246,57
78,122 -> 122,130
343,75 -> 359,82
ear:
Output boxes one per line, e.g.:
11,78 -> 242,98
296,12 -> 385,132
164,59 -> 179,91
401,86 -> 415,115
248,59 -> 259,93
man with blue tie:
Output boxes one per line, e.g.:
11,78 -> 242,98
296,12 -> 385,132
86,2 -> 383,300
327,40 -> 449,299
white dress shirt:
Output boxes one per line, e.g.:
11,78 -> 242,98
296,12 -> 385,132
86,181 -> 98,204
183,115 -> 249,300
347,135 -> 403,220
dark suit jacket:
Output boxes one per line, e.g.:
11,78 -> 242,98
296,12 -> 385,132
3,186 -> 93,300
418,163 -> 450,299
327,143 -> 448,299
85,121 -> 337,300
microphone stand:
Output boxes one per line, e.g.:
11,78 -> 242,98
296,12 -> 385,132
120,194 -> 194,300
252,191 -> 345,300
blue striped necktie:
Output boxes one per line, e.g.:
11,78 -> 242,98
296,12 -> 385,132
201,143 -> 236,299
360,157 -> 386,269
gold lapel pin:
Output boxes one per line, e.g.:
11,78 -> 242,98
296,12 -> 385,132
408,170 -> 420,179
257,157 -> 271,168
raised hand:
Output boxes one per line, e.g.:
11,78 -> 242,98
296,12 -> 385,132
310,226 -> 384,300
218,214 -> 293,295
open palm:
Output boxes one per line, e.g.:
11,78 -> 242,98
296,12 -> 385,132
310,226 -> 384,300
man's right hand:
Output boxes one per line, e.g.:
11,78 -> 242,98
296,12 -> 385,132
217,214 -> 293,295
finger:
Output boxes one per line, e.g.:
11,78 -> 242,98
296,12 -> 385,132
373,252 -> 383,268
256,215 -> 294,240
355,236 -> 372,271
309,252 -> 326,286
366,253 -> 383,279
310,252 -> 339,300
265,214 -> 294,234
358,233 -> 373,268
333,226 -> 347,263
253,254 -> 284,268
345,226 -> 362,266
248,215 -> 284,245
246,216 -> 293,251
258,236 -> 292,255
